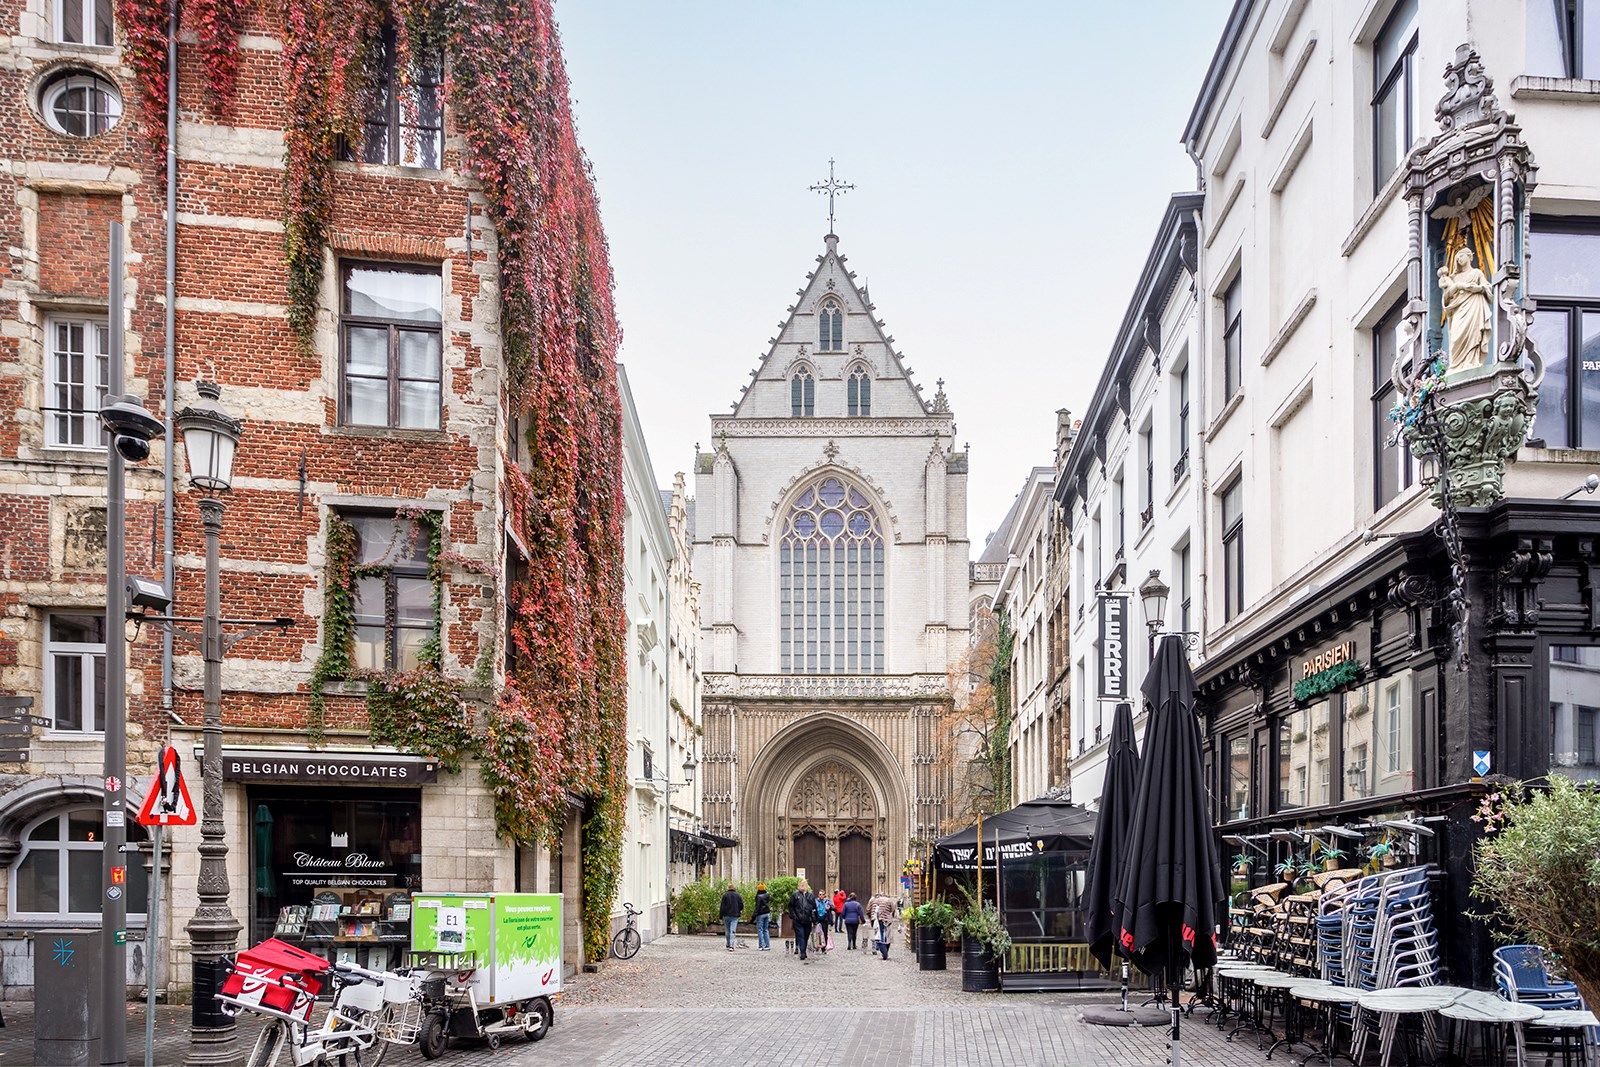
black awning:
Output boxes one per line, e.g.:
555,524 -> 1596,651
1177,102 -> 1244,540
933,799 -> 1098,871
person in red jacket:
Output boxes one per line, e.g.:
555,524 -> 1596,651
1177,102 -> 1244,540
832,888 -> 847,932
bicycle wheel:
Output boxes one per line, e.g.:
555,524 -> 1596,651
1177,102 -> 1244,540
611,926 -> 641,960
244,1021 -> 288,1067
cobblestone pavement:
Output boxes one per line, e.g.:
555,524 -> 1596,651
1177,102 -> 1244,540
0,934 -> 1272,1065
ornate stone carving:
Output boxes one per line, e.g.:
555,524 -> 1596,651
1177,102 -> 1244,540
61,503 -> 107,571
1437,247 -> 1493,375
1492,537 -> 1553,631
1434,45 -> 1502,134
702,673 -> 952,699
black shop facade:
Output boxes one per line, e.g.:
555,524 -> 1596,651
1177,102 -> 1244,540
1197,498 -> 1600,986
219,746 -> 437,972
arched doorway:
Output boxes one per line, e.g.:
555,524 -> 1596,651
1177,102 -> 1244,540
786,758 -> 877,892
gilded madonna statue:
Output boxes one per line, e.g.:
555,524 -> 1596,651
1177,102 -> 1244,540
1437,246 -> 1493,375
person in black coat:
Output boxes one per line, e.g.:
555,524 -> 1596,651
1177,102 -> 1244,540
753,884 -> 772,951
841,892 -> 865,949
720,884 -> 744,951
789,880 -> 818,962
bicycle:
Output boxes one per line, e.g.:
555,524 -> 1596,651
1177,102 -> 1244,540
611,902 -> 643,960
219,955 -> 421,1067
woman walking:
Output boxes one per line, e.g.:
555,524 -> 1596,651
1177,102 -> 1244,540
814,891 -> 833,953
841,892 -> 864,949
832,888 -> 847,932
753,883 -> 772,951
866,890 -> 896,961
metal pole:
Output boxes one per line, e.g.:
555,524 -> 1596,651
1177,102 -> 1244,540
184,498 -> 239,1066
160,0 -> 178,736
975,810 -> 983,904
101,220 -> 129,1067
143,824 -> 162,1067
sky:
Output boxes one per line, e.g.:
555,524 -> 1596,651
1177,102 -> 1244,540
559,0 -> 1231,545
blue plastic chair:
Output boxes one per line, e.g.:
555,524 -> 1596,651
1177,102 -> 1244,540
1494,945 -> 1582,1009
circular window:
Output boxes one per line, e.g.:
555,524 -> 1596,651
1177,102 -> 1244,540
41,71 -> 123,138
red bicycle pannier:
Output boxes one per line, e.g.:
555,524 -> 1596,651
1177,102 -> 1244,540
220,939 -> 329,1022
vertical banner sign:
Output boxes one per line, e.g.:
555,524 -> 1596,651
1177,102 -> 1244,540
1098,594 -> 1129,700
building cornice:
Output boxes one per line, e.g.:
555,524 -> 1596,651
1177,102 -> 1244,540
702,673 -> 953,701
708,415 -> 956,438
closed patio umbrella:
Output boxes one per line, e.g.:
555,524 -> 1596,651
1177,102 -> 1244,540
1083,700 -> 1142,1012
1114,633 -> 1224,1065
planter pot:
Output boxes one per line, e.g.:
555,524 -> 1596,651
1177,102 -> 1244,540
916,925 -> 947,971
960,933 -> 1001,992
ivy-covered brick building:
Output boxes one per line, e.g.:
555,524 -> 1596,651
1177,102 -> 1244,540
0,0 -> 626,996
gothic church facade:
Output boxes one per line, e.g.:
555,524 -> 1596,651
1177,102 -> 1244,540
693,233 -> 969,895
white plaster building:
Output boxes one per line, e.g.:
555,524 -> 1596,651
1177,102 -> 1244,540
994,467 -> 1056,807
692,230 -> 970,894
1056,195 -> 1204,809
619,367 -> 674,943
662,473 -> 709,891
1181,0 -> 1600,669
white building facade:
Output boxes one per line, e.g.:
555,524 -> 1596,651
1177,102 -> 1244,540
663,473 -> 709,890
693,231 -> 969,894
1058,196 -> 1205,809
995,467 -> 1056,807
619,367 -> 674,943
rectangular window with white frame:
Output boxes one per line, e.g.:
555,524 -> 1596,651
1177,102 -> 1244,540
1528,0 -> 1600,79
1138,422 -> 1154,528
45,613 -> 105,732
1222,275 -> 1243,403
1176,538 -> 1192,634
1371,298 -> 1414,508
53,0 -> 112,46
1372,0 -> 1419,193
1221,477 -> 1245,622
45,317 -> 109,449
1173,359 -> 1191,481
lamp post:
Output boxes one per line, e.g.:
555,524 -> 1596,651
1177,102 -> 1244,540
1138,569 -> 1169,657
176,381 -> 243,1067
96,221 -> 166,1067
664,754 -> 698,888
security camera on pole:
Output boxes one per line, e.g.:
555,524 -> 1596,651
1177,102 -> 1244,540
97,221 -> 167,1067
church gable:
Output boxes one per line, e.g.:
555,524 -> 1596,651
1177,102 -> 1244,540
733,235 -> 934,421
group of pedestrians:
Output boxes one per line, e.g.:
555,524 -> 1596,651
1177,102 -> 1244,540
717,880 -> 900,963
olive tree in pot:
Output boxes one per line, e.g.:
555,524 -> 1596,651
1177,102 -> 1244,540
955,888 -> 1011,993
1471,776 -> 1600,1010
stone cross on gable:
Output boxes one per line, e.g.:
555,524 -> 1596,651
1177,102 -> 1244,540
809,158 -> 855,235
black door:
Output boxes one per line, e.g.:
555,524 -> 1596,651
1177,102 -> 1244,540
839,831 -> 872,901
793,831 -> 824,885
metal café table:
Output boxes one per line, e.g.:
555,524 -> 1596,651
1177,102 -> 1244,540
1214,966 -> 1284,1042
1289,980 -> 1364,1066
1515,1009 -> 1600,1067
1439,989 -> 1542,1066
1355,986 -> 1466,1067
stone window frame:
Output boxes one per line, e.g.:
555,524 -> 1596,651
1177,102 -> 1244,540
44,611 -> 105,734
51,0 -> 113,47
42,313 -> 110,450
343,511 -> 435,673
10,808 -> 147,919
38,68 -> 123,139
789,364 -> 816,418
817,299 -> 844,352
845,362 -> 871,417
777,473 -> 886,675
337,260 -> 445,431
342,23 -> 444,170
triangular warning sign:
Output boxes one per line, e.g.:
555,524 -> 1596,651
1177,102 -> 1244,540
138,746 -> 197,826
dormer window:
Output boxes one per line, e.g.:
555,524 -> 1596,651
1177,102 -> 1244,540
791,367 -> 815,417
818,302 -> 843,351
847,365 -> 871,417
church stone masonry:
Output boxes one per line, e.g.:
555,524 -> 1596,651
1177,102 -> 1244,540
693,232 -> 969,895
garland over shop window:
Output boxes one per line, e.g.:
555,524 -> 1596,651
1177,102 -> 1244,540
779,474 -> 885,674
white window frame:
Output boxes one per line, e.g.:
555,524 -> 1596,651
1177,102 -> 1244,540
10,808 -> 145,919
44,612 -> 105,734
53,0 -> 113,46
44,316 -> 110,450
1385,682 -> 1403,773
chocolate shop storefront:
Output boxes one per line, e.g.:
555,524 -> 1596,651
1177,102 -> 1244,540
1198,498 -> 1600,985
221,747 -> 437,973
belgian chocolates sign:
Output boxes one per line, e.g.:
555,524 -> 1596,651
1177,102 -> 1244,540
218,748 -> 439,784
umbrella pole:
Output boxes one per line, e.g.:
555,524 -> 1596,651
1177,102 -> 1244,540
1120,958 -> 1129,1012
1170,1001 -> 1182,1067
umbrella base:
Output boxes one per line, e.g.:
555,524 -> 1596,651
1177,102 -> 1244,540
1081,1005 -> 1171,1027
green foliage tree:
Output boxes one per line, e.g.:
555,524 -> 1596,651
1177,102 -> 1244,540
1472,776 -> 1600,1010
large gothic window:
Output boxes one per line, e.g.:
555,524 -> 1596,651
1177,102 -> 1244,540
818,303 -> 843,351
790,367 -> 815,417
779,475 -> 885,674
847,365 -> 871,417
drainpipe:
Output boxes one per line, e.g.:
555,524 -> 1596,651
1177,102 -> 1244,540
1183,146 -> 1210,658
161,0 -> 179,730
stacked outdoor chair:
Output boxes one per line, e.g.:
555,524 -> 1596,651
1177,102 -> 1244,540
1346,867 -> 1444,1063
1495,944 -> 1597,1066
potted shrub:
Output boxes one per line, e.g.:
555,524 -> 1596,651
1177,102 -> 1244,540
1472,776 -> 1600,1011
1232,852 -> 1254,877
1318,845 -> 1347,872
912,900 -> 955,970
956,897 -> 1011,993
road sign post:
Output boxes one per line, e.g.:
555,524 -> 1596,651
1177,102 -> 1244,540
137,745 -> 192,1067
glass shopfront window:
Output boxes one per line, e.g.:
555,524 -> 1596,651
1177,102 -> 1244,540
250,788 -> 422,947
1341,671 -> 1417,799
999,851 -> 1087,942
1277,702 -> 1332,811
1550,644 -> 1600,783
1225,733 -> 1250,821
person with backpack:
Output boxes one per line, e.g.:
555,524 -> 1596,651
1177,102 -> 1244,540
814,890 -> 832,953
753,883 -> 772,951
789,880 -> 817,962
719,883 -> 745,951
841,892 -> 865,949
